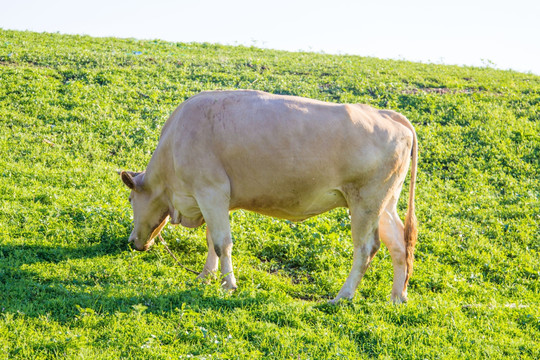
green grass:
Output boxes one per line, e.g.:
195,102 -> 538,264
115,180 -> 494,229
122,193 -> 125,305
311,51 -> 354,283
1,28 -> 539,359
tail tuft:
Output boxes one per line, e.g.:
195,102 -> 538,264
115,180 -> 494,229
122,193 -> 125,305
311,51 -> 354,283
404,207 -> 417,288
403,125 -> 418,290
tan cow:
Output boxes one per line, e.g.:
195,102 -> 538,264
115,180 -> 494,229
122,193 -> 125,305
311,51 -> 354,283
120,90 -> 417,303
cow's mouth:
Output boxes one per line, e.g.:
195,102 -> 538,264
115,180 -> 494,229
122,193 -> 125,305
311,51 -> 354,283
147,213 -> 170,244
131,212 -> 170,251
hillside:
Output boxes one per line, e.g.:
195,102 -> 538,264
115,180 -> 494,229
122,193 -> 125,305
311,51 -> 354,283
0,29 -> 539,359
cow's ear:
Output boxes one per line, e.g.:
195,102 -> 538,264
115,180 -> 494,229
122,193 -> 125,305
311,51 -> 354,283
121,171 -> 136,190
120,171 -> 143,191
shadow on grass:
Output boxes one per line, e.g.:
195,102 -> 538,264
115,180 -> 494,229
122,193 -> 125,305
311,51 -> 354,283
0,237 -> 128,266
0,239 -> 268,324
1,237 -> 393,359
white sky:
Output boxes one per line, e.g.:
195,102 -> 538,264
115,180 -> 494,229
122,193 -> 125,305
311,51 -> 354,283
1,0 -> 539,74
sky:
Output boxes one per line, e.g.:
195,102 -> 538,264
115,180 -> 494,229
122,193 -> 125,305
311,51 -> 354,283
1,0 -> 539,74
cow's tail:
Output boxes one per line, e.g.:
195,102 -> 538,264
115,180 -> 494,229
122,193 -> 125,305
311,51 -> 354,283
403,122 -> 418,290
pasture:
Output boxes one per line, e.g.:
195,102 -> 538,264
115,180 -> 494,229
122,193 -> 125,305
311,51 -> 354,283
0,29 -> 539,359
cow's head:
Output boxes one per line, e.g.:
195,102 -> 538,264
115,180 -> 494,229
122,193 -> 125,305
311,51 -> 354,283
120,171 -> 169,251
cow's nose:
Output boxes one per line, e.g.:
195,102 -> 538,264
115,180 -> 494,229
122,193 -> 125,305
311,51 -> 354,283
129,241 -> 145,251
128,236 -> 141,250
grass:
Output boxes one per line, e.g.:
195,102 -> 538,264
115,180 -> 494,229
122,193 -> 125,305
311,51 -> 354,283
0,28 -> 539,359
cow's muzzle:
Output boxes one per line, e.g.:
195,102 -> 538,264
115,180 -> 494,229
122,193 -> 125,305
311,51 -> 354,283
128,234 -> 152,251
129,238 -> 153,252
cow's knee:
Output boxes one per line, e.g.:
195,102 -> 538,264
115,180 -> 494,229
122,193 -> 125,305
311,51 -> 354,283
213,243 -> 222,257
370,229 -> 381,258
212,237 -> 233,258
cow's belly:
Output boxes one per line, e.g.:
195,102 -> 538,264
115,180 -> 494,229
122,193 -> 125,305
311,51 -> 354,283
233,188 -> 347,221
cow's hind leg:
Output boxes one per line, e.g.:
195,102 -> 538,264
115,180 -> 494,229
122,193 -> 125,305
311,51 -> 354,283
379,198 -> 408,303
197,227 -> 219,281
331,206 -> 380,304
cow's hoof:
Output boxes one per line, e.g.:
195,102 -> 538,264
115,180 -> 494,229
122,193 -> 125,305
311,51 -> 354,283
328,296 -> 353,305
196,269 -> 217,283
390,294 -> 408,304
222,282 -> 237,292
221,275 -> 237,291
196,275 -> 212,285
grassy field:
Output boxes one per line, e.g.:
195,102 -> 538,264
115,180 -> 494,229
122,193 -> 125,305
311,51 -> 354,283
0,29 -> 539,359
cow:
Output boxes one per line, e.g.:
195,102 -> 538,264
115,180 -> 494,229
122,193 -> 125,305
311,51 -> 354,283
120,90 -> 418,303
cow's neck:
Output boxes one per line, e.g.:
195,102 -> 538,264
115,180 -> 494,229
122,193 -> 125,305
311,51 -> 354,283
143,149 -> 172,210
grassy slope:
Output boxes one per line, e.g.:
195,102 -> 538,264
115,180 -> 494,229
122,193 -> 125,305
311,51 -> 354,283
0,29 -> 538,359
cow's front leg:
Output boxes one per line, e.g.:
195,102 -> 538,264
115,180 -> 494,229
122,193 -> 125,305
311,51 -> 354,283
197,227 -> 219,281
198,194 -> 237,290
208,226 -> 237,290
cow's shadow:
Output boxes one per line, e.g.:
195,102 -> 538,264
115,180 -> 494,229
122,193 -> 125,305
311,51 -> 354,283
0,237 -> 263,323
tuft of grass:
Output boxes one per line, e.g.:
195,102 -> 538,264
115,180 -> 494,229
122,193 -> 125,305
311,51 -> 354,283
0,29 -> 539,359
